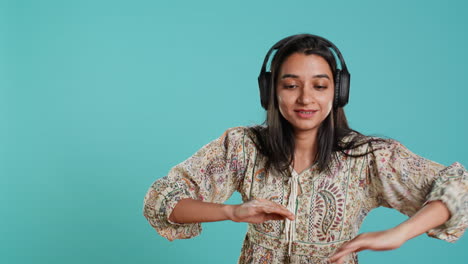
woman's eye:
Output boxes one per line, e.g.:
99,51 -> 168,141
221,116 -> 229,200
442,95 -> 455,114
284,85 -> 298,89
315,85 -> 327,89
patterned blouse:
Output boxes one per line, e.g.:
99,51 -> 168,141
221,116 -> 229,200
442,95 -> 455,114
143,127 -> 468,264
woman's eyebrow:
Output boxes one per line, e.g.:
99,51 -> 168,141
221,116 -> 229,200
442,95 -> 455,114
313,74 -> 330,80
281,73 -> 330,79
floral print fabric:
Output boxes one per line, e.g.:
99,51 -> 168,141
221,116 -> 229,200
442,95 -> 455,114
143,127 -> 468,264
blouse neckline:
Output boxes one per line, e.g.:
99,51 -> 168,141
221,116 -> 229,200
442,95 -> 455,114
290,160 -> 319,176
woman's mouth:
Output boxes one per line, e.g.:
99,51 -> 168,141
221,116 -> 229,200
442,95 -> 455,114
294,109 -> 318,118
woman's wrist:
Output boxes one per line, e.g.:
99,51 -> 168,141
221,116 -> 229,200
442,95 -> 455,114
223,204 -> 238,222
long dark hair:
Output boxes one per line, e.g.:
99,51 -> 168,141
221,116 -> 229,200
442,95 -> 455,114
249,34 -> 390,176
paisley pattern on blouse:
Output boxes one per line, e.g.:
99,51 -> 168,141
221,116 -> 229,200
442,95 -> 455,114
143,127 -> 468,264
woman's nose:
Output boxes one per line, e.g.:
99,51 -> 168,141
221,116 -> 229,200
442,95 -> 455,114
297,86 -> 314,105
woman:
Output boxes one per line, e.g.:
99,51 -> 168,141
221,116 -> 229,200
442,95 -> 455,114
143,34 -> 468,264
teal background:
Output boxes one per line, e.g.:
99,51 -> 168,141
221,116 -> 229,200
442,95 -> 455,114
1,0 -> 467,263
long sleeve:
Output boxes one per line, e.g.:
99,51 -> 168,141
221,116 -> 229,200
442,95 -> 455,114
143,127 -> 250,241
368,138 -> 468,242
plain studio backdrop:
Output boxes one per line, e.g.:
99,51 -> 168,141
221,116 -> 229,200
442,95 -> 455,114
1,0 -> 467,263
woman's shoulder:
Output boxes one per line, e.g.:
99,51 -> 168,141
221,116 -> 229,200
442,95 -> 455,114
221,126 -> 255,139
217,127 -> 260,164
339,130 -> 398,153
220,126 -> 248,139
219,126 -> 260,149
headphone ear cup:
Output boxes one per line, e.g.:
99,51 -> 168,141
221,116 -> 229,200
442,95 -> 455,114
334,70 -> 342,108
258,72 -> 271,110
337,70 -> 350,108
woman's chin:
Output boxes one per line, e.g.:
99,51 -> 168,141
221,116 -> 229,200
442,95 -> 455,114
291,123 -> 320,134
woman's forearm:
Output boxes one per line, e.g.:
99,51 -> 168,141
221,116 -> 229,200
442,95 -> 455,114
168,198 -> 294,224
328,200 -> 452,263
168,198 -> 235,224
393,200 -> 451,241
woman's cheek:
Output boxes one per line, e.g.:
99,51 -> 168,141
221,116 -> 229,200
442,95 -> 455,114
320,93 -> 334,112
277,95 -> 288,117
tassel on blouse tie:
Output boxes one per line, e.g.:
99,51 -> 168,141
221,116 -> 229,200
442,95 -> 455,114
284,167 -> 299,258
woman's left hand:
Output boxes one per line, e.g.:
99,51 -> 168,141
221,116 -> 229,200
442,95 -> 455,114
328,227 -> 408,264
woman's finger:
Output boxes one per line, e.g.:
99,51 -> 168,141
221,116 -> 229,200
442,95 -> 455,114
329,239 -> 367,263
269,201 -> 295,219
329,247 -> 357,264
251,199 -> 294,220
329,239 -> 361,261
328,248 -> 353,264
258,198 -> 290,211
262,204 -> 294,220
266,213 -> 286,221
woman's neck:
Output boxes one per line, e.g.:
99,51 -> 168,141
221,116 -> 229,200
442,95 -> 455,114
293,129 -> 318,170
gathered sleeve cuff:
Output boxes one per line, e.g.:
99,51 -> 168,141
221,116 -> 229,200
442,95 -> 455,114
143,127 -> 251,241
422,162 -> 468,242
368,139 -> 468,243
143,176 -> 202,241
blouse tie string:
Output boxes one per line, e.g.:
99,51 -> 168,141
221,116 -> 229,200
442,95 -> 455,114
284,168 -> 299,257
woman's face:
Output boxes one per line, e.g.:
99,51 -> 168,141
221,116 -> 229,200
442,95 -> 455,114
276,53 -> 335,134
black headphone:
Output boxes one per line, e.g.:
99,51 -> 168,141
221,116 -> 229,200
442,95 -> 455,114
258,34 -> 350,110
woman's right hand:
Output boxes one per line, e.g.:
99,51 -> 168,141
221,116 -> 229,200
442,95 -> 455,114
227,198 -> 295,224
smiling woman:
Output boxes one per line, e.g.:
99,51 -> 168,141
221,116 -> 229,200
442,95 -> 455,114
142,34 -> 468,264
276,53 -> 334,141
